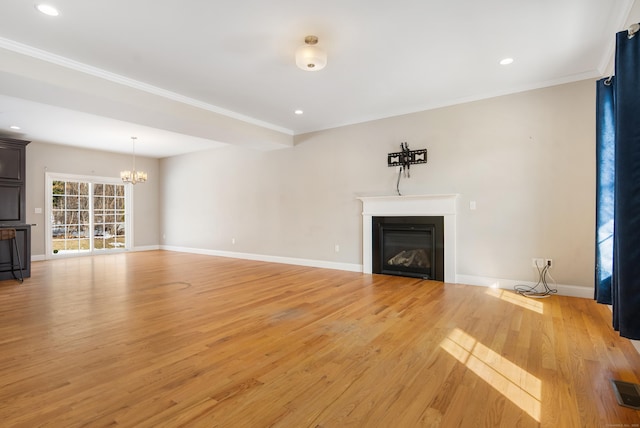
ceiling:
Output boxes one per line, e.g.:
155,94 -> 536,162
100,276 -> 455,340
0,0 -> 637,158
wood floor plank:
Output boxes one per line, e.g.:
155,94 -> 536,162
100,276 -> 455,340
0,250 -> 638,427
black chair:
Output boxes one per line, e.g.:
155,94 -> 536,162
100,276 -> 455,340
0,229 -> 24,283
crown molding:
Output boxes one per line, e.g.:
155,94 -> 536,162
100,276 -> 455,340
0,37 -> 293,136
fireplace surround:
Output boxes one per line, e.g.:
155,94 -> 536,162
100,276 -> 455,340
358,194 -> 457,283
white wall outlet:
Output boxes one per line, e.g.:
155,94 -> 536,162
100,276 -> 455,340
545,258 -> 553,268
34,207 -> 42,214
469,200 -> 476,210
335,244 -> 340,253
232,238 -> 236,245
532,258 -> 544,268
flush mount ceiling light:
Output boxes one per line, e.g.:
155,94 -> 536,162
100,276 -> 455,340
295,35 -> 327,71
294,109 -> 304,115
499,57 -> 514,65
35,4 -> 60,16
9,125 -> 21,130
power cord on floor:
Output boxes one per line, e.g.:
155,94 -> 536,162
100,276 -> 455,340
514,260 -> 558,298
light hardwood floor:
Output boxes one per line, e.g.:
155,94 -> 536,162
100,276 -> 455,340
0,251 -> 639,427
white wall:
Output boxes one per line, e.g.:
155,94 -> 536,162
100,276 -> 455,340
25,141 -> 160,257
160,79 -> 596,290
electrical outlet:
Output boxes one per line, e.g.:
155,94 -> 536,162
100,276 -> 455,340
232,238 -> 236,245
545,258 -> 553,268
335,244 -> 340,253
532,258 -> 544,268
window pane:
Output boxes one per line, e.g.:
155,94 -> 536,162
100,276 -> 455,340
52,210 -> 65,225
52,181 -> 65,195
52,225 -> 64,238
79,182 -> 89,195
67,211 -> 79,224
79,196 -> 89,210
67,196 -> 79,210
94,238 -> 105,249
105,185 -> 115,196
66,182 -> 79,195
52,196 -> 64,209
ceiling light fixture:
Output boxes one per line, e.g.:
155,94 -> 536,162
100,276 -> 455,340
9,125 -> 21,130
295,36 -> 327,71
120,137 -> 147,185
35,4 -> 60,16
499,58 -> 514,65
294,109 -> 304,115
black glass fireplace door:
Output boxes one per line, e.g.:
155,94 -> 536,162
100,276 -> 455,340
372,216 -> 444,281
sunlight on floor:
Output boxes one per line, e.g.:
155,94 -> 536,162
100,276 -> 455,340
440,328 -> 541,422
485,288 -> 544,314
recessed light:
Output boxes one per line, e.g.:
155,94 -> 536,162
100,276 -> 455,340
294,110 -> 304,115
35,4 -> 60,16
9,125 -> 21,130
499,58 -> 514,65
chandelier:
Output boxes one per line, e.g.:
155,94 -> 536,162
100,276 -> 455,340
120,136 -> 147,185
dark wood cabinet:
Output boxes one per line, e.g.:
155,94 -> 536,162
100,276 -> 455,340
0,185 -> 23,222
0,137 -> 31,281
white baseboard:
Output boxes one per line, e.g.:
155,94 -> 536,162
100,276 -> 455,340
133,245 -> 161,252
455,274 -> 593,299
32,254 -> 46,262
160,245 -> 363,273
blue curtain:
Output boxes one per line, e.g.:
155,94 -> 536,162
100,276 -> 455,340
595,25 -> 640,340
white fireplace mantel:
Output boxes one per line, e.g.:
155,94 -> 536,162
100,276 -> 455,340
357,194 -> 458,283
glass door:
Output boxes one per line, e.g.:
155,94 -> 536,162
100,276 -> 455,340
93,183 -> 126,251
51,179 -> 91,254
46,173 -> 131,258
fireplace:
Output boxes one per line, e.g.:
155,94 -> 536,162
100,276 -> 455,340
357,194 -> 457,283
372,216 -> 444,280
